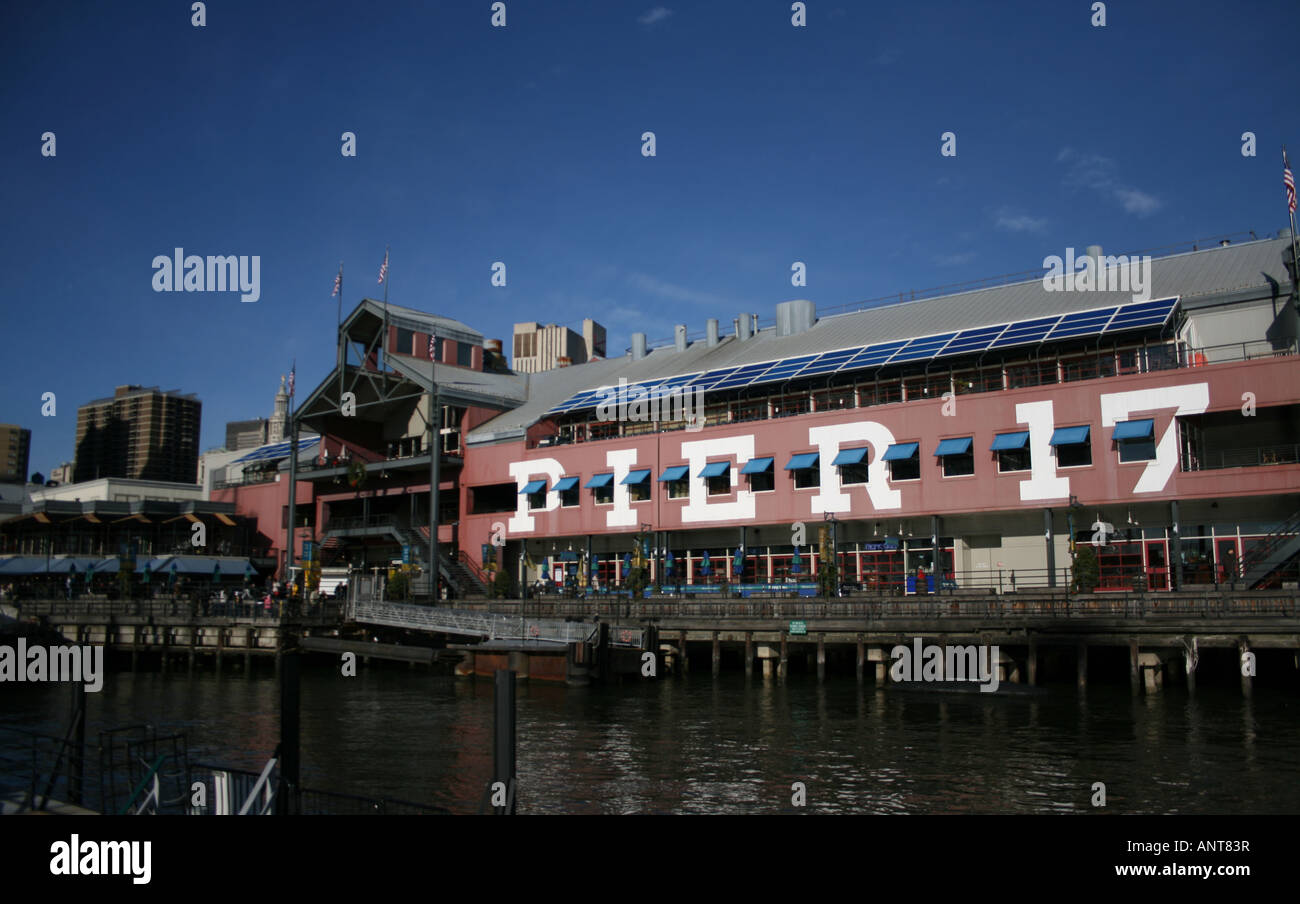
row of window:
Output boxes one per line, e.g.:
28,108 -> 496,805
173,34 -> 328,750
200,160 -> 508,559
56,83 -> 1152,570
519,419 -> 1159,508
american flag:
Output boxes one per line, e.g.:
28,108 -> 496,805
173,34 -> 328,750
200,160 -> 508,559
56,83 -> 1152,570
288,363 -> 295,397
331,267 -> 342,296
428,331 -> 436,360
1285,151 -> 1297,214
378,249 -> 389,284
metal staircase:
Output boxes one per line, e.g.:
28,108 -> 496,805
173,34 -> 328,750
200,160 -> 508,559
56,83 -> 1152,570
1238,509 -> 1300,588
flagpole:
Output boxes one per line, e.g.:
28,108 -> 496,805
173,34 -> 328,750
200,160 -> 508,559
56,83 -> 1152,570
336,263 -> 345,410
382,245 -> 390,370
1287,148 -> 1300,309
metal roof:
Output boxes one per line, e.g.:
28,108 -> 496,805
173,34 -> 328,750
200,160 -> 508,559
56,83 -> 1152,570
467,237 -> 1296,442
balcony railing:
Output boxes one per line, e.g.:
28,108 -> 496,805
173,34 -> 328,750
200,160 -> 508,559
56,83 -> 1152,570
1184,443 -> 1300,472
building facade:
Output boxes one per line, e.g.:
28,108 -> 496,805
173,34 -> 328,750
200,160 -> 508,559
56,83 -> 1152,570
225,418 -> 269,452
73,385 -> 201,484
512,319 -> 606,373
0,425 -> 31,483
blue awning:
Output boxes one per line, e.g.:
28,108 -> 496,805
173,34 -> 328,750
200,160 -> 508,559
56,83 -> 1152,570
585,473 -> 613,488
1050,425 -> 1091,446
933,437 -> 973,456
232,436 -> 319,464
741,457 -> 774,474
831,447 -> 869,466
990,431 -> 1030,451
620,469 -> 651,485
1113,419 -> 1154,440
882,442 -> 919,461
698,461 -> 730,478
553,476 -> 579,492
785,452 -> 820,470
658,466 -> 690,482
519,479 -> 547,495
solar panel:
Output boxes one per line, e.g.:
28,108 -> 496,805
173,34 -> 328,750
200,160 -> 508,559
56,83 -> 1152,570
794,347 -> 863,377
756,355 -> 819,382
990,316 -> 1060,348
710,362 -> 777,389
688,366 -> 742,390
1104,297 -> 1177,332
842,341 -> 909,369
890,332 -> 958,364
1048,307 -> 1118,339
936,325 -> 1006,358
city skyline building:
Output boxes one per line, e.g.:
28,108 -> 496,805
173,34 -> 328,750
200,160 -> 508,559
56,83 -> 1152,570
72,385 -> 202,484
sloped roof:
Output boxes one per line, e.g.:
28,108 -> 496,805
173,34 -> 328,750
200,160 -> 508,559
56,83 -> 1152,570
468,236 -> 1296,442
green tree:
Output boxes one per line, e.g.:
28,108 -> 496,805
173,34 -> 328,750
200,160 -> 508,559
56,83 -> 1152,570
1071,544 -> 1100,592
492,566 -> 516,599
387,571 -> 410,601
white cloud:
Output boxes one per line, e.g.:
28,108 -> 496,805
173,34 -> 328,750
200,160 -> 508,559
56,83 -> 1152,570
935,251 -> 977,267
638,7 -> 673,25
1057,147 -> 1162,217
626,271 -> 728,307
994,207 -> 1047,233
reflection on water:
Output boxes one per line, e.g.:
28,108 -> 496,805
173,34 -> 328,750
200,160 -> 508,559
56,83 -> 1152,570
2,668 -> 1297,814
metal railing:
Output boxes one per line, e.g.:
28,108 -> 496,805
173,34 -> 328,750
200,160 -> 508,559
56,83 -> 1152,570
1184,443 -> 1300,471
188,762 -> 450,815
350,599 -> 598,644
463,590 -> 1297,621
12,598 -> 341,622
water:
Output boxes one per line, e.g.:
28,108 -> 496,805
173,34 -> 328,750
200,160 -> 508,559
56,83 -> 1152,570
3,668 -> 1297,814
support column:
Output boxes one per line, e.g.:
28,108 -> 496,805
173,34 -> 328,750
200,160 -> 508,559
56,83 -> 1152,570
679,631 -> 688,674
1238,639 -> 1252,697
1076,642 -> 1087,691
816,634 -> 826,682
855,635 -> 865,683
130,627 -> 138,672
1044,509 -> 1056,588
1027,634 -> 1038,686
744,632 -> 753,678
1185,637 -> 1196,693
1170,500 -> 1182,591
1129,639 -> 1140,694
779,632 -> 788,679
711,631 -> 720,677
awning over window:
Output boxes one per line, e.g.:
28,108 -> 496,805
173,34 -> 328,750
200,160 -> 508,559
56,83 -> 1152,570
215,513 -> 237,526
519,479 -> 547,495
620,469 -> 651,485
990,431 -> 1030,451
1050,425 -> 1091,446
741,457 -> 774,474
882,442 -> 919,461
658,466 -> 689,482
698,461 -> 730,478
933,437 -> 973,457
1112,419 -> 1154,440
785,452 -> 820,470
585,473 -> 613,488
553,476 -> 579,492
831,447 -> 869,466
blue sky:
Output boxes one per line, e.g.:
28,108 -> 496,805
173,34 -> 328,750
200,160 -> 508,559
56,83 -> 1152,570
2,0 -> 1298,476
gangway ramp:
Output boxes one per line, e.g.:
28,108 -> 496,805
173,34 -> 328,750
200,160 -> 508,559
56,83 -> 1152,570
349,600 -> 601,645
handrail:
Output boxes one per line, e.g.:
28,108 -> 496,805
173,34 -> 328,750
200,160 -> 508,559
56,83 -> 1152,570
457,550 -> 491,588
118,754 -> 167,815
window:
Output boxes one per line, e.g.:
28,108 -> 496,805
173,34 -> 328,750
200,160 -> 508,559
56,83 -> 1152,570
883,443 -> 920,481
621,469 -> 651,502
699,461 -> 731,496
991,431 -> 1031,473
1114,419 -> 1156,462
832,447 -> 869,485
470,482 -> 518,514
457,342 -> 473,367
586,473 -> 614,504
520,479 -> 547,510
554,476 -> 580,507
934,437 -> 974,477
396,328 -> 415,355
659,466 -> 690,499
1050,425 -> 1092,467
742,457 -> 775,492
785,452 -> 820,488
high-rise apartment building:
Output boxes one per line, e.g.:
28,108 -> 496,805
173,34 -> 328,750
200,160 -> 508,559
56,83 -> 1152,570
511,318 -> 606,373
0,425 -> 31,483
73,385 -> 201,483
